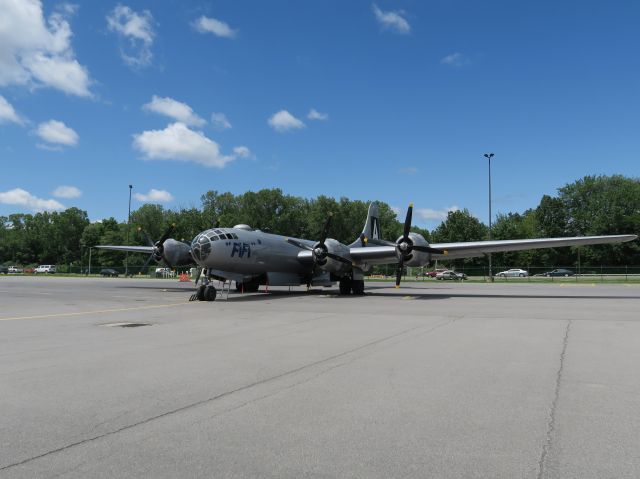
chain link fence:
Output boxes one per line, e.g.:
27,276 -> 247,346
6,264 -> 640,282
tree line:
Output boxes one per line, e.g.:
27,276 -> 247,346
1,175 -> 638,270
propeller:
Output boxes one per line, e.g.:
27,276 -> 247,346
287,212 -> 351,266
395,205 -> 448,288
138,224 -> 176,271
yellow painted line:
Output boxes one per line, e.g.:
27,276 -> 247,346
0,302 -> 190,322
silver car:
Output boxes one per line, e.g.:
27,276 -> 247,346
495,268 -> 528,277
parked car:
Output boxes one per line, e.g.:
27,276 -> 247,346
23,267 -> 36,274
436,270 -> 467,281
34,265 -> 56,274
495,268 -> 529,278
100,268 -> 119,277
424,268 -> 448,278
0,265 -> 8,274
8,266 -> 23,274
537,268 -> 575,277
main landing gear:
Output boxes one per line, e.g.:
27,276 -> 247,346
339,277 -> 365,296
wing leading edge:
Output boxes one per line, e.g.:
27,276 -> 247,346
349,234 -> 637,264
94,245 -> 155,254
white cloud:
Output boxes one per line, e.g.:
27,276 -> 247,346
268,110 -> 305,132
143,96 -> 205,127
133,122 -> 236,168
211,112 -> 231,130
52,185 -> 81,198
0,188 -> 65,212
415,206 -> 460,221
233,146 -> 251,158
134,188 -> 174,203
307,108 -> 328,121
193,15 -> 237,39
107,4 -> 155,67
441,52 -> 468,67
0,0 -> 91,96
0,95 -> 25,125
372,4 -> 411,34
36,119 -> 78,146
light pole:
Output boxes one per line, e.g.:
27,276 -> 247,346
483,153 -> 494,282
125,184 -> 132,276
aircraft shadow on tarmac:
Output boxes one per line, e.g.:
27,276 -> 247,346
198,286 -> 640,302
112,283 -> 638,301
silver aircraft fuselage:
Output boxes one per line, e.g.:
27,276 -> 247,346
190,227 -> 315,276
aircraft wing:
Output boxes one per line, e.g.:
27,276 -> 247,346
94,245 -> 154,254
349,234 -> 637,263
429,234 -> 638,260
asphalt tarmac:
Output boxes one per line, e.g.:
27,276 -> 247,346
1,276 -> 639,478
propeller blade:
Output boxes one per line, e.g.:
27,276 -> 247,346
412,245 -> 448,255
403,204 -> 413,239
142,253 -> 155,272
157,224 -> 176,246
326,252 -> 352,265
319,212 -> 333,246
286,238 -> 314,251
395,258 -> 404,288
138,227 -> 154,247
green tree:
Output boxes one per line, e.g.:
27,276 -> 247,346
432,209 -> 488,268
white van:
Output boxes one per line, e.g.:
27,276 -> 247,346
35,265 -> 56,274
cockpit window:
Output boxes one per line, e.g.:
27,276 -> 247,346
214,229 -> 223,234
211,235 -> 218,241
225,233 -> 233,239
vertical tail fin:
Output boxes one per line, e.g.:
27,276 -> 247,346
350,202 -> 380,247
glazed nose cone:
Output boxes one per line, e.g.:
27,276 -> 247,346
191,232 -> 212,264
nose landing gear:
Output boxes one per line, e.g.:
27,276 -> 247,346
190,269 -> 218,301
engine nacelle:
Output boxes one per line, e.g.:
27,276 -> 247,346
162,239 -> 194,267
396,232 -> 431,267
317,238 -> 352,275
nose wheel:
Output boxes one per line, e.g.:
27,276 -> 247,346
191,270 -> 217,301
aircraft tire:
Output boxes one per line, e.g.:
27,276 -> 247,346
352,280 -> 365,295
339,279 -> 352,295
204,285 -> 217,301
196,285 -> 206,301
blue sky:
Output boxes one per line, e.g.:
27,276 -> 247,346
1,0 -> 639,228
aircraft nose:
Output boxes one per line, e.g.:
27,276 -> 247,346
191,232 -> 213,263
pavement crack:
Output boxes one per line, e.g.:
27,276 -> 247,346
537,319 -> 572,479
0,318 -> 453,472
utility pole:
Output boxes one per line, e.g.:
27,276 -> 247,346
484,153 -> 494,282
125,184 -> 132,276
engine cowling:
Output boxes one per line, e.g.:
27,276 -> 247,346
396,232 -> 431,267
315,238 -> 352,275
162,239 -> 193,267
